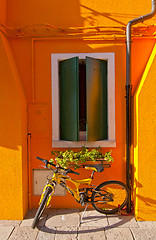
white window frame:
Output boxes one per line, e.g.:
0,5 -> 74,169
51,53 -> 116,148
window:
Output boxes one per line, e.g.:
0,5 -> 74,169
52,53 -> 115,148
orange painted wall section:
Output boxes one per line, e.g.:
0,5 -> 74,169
0,0 -> 6,24
0,0 -> 156,219
0,33 -> 28,219
27,38 -> 155,210
133,44 -> 156,221
6,0 -> 154,27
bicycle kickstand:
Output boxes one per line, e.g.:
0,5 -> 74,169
80,203 -> 89,226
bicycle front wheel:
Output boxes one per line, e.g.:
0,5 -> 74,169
91,180 -> 129,214
31,186 -> 53,229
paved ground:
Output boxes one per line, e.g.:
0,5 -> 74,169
0,208 -> 156,240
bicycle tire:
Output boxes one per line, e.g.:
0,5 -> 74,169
31,186 -> 52,229
91,180 -> 129,214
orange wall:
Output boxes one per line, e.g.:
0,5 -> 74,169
6,0 -> 154,28
0,0 -> 6,24
8,37 -> 154,209
0,33 -> 28,219
0,0 -> 156,218
133,44 -> 156,221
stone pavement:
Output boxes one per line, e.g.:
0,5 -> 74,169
0,209 -> 156,240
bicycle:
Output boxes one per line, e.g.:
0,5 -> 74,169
31,156 -> 129,229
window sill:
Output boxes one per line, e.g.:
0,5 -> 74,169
52,140 -> 116,148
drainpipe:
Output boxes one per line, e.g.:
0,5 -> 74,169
126,0 -> 156,213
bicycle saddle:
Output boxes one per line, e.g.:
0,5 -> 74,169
85,164 -> 104,172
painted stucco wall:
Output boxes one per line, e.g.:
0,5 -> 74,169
0,0 -> 155,219
0,33 -> 28,219
6,0 -> 154,27
0,0 -> 6,24
133,44 -> 156,221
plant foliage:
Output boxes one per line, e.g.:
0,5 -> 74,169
50,146 -> 113,168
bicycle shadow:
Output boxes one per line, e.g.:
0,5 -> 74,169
37,208 -> 136,234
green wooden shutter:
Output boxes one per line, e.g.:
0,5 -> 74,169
86,57 -> 108,141
59,57 -> 79,141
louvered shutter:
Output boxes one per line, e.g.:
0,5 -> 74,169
86,57 -> 108,141
59,57 -> 79,141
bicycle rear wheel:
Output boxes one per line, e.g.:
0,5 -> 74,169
91,180 -> 129,214
31,186 -> 53,229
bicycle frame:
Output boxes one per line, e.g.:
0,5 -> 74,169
40,170 -> 94,207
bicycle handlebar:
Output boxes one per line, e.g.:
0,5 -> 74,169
65,168 -> 80,175
36,156 -> 79,175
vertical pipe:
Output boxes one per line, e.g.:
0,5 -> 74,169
27,133 -> 32,209
126,21 -> 132,213
126,0 -> 156,213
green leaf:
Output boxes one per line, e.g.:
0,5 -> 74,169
51,146 -> 113,168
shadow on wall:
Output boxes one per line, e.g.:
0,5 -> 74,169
79,3 -> 156,27
7,0 -> 156,29
80,4 -> 127,26
0,33 -> 27,151
132,165 -> 156,220
6,0 -> 84,27
134,178 -> 156,206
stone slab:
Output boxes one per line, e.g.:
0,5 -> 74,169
45,209 -> 80,227
55,227 -> 78,240
0,226 -> 14,240
36,226 -> 56,240
0,220 -> 21,227
80,209 -> 108,227
107,214 -> 138,228
9,226 -> 38,240
21,214 -> 47,227
1,209 -> 156,240
137,221 -> 156,229
131,227 -> 156,240
78,226 -> 106,240
105,227 -> 134,240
